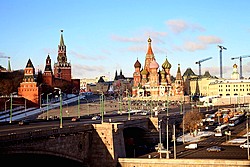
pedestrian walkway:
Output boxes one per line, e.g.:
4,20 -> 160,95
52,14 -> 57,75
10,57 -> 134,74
177,131 -> 215,143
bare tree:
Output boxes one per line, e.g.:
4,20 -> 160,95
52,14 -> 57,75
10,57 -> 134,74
181,108 -> 203,136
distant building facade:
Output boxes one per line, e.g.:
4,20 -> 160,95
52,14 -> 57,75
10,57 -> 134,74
188,63 -> 250,97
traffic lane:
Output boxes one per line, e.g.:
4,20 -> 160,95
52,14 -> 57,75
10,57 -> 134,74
176,145 -> 248,159
139,145 -> 248,159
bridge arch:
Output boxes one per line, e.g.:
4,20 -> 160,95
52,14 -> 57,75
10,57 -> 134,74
123,127 -> 149,158
0,152 -> 84,166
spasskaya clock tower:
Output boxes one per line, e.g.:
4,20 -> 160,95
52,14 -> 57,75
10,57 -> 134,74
54,30 -> 71,82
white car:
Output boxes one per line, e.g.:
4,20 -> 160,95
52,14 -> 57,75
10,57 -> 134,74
240,143 -> 250,149
92,115 -> 101,120
185,143 -> 198,149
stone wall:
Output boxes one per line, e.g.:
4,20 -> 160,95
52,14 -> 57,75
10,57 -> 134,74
89,122 -> 126,167
118,158 -> 250,167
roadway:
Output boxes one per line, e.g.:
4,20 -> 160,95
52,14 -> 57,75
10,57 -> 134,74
1,97 -> 249,160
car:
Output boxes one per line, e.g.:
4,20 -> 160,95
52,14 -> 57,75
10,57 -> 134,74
92,115 -> 101,120
206,146 -> 221,152
18,120 -> 30,126
240,143 -> 250,149
71,117 -> 80,122
185,143 -> 198,149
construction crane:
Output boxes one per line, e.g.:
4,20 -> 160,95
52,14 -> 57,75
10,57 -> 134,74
218,45 -> 227,78
195,57 -> 212,76
0,55 -> 11,71
231,55 -> 250,79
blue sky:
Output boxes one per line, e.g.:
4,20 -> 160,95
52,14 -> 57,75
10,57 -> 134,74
1,0 -> 250,80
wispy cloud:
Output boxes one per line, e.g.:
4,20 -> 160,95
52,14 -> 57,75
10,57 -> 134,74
173,35 -> 223,52
70,50 -> 106,60
183,41 -> 207,52
72,63 -> 105,78
111,35 -> 144,43
111,30 -> 167,44
198,35 -> 222,44
166,19 -> 205,34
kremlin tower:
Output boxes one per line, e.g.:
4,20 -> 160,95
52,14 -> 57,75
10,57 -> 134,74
54,30 -> 71,82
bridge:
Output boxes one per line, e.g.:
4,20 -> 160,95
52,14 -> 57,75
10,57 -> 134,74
0,117 -> 160,167
0,116 -> 250,167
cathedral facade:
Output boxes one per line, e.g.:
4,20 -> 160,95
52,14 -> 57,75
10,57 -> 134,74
132,38 -> 184,99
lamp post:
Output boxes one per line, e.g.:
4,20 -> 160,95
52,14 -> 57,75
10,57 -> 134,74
246,109 -> 250,160
78,94 -> 80,118
166,94 -> 169,159
158,119 -> 162,159
126,89 -> 131,120
5,99 -> 10,122
9,92 -> 17,124
181,96 -> 185,144
46,93 -> 52,120
98,91 -> 105,123
24,98 -> 27,118
40,93 -> 44,108
54,87 -> 62,128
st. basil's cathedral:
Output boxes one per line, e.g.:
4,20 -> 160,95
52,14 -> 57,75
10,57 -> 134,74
132,38 -> 184,99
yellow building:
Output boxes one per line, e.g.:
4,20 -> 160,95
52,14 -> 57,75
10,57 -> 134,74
188,64 -> 250,105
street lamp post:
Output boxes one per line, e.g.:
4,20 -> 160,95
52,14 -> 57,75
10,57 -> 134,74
78,94 -> 80,118
5,99 -> 10,122
59,90 -> 62,128
181,97 -> 185,144
99,91 -> 105,123
159,119 -> 162,159
173,123 -> 176,159
9,92 -> 16,124
246,109 -> 250,160
54,87 -> 62,128
128,91 -> 131,120
10,94 -> 12,123
24,98 -> 27,118
40,93 -> 44,108
166,94 -> 169,159
46,93 -> 52,120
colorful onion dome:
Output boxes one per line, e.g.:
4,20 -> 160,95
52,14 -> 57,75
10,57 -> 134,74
141,68 -> 148,75
149,59 -> 159,69
162,57 -> 172,69
134,59 -> 141,68
233,64 -> 237,68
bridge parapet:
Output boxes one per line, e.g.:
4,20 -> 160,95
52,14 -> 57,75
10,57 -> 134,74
0,124 -> 93,145
123,117 -> 159,132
